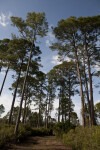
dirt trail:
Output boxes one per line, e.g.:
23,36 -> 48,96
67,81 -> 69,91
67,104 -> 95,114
8,136 -> 72,150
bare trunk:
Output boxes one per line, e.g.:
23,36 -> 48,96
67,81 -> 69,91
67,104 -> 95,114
82,54 -> 91,125
58,89 -> 61,122
22,96 -> 27,124
47,97 -> 51,125
58,98 -> 60,122
38,86 -> 42,127
65,113 -> 66,122
9,60 -> 23,124
62,113 -> 64,123
45,102 -> 48,128
75,51 -> 85,127
88,62 -> 94,126
14,42 -> 34,135
38,106 -> 40,127
0,66 -> 9,96
68,75 -> 71,124
84,34 -> 95,126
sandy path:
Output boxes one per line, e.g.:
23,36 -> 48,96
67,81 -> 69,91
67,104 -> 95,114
8,136 -> 72,150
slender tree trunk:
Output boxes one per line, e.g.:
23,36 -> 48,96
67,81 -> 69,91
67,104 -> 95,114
46,103 -> 49,128
22,95 -> 27,124
38,86 -> 42,127
45,102 -> 48,128
0,66 -> 9,96
58,89 -> 61,122
82,54 -> 91,125
38,106 -> 40,127
68,75 -> 71,124
84,34 -> 95,126
47,97 -> 51,125
45,93 -> 48,128
9,60 -> 23,124
75,50 -> 85,127
22,84 -> 29,124
61,88 -> 64,123
25,106 -> 28,124
65,113 -> 66,122
58,98 -> 60,122
58,102 -> 60,122
62,112 -> 64,123
14,42 -> 35,135
0,66 -> 2,72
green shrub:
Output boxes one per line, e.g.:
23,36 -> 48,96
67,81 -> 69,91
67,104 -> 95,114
16,124 -> 31,142
0,123 -> 53,147
31,127 -> 53,136
0,124 -> 15,148
62,126 -> 100,150
54,121 -> 75,138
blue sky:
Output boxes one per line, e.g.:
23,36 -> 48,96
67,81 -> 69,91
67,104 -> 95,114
0,0 -> 100,119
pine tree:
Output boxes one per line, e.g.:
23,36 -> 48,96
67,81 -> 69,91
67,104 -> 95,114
10,12 -> 48,134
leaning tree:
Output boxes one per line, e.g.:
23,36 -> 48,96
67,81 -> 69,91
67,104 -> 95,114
10,12 -> 48,134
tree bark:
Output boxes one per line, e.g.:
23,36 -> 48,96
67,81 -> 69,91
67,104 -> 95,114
84,34 -> 95,126
47,97 -> 51,124
82,54 -> 91,125
45,101 -> 48,128
0,66 -> 9,96
58,89 -> 61,122
9,59 -> 23,124
38,105 -> 40,127
14,42 -> 35,135
75,50 -> 85,127
68,75 -> 71,124
22,95 -> 27,124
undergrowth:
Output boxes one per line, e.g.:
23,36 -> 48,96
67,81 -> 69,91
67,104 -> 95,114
0,123 -> 53,148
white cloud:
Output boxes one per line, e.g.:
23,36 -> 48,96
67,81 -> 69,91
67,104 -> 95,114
74,104 -> 81,117
45,28 -> 55,47
0,72 -> 5,76
48,24 -> 53,29
0,94 -> 19,117
51,98 -> 59,119
93,64 -> 100,72
46,39 -> 51,47
7,12 -> 12,19
47,32 -> 55,42
94,99 -> 100,105
64,56 -> 72,62
0,12 -> 12,27
51,55 -> 62,65
51,55 -> 72,65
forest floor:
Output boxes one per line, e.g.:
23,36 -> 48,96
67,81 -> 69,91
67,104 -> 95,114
7,136 -> 72,150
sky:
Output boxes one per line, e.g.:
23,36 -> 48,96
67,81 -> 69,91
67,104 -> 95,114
0,0 -> 100,119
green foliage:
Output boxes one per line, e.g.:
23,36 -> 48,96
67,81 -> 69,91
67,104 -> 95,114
0,124 -> 53,148
11,11 -> 48,41
26,12 -> 48,39
16,124 -> 32,142
62,126 -> 100,150
0,124 -> 14,148
95,102 -> 100,124
0,104 -> 5,117
70,112 -> 79,126
95,102 -> 100,118
16,124 -> 53,142
31,127 -> 53,136
54,121 -> 75,138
